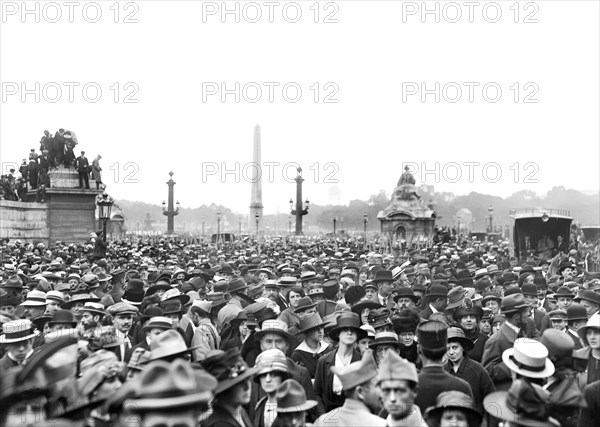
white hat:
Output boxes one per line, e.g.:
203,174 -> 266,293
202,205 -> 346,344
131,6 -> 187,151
502,338 -> 555,379
0,319 -> 38,343
20,290 -> 48,306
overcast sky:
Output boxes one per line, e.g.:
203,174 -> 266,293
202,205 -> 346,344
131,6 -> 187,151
1,0 -> 598,215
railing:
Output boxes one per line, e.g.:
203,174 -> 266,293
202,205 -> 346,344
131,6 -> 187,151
508,208 -> 571,217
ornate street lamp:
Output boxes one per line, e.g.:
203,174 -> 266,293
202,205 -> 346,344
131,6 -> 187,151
487,205 -> 494,233
289,167 -> 309,235
363,213 -> 368,247
238,217 -> 242,236
96,192 -> 114,242
162,171 -> 179,235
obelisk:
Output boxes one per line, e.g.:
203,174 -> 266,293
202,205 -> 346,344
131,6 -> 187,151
249,124 -> 264,232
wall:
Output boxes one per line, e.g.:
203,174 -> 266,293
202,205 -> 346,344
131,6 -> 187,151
0,200 -> 49,243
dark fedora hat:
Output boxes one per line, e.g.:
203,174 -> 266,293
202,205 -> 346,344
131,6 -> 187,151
140,306 -> 164,324
350,299 -> 383,314
521,283 -> 538,297
227,278 -> 248,294
428,284 -> 449,298
298,312 -> 326,334
329,312 -> 367,341
392,287 -> 419,303
446,326 -> 474,351
566,304 -> 589,322
554,286 -> 575,299
369,331 -> 402,351
372,270 -> 394,283
452,304 -> 484,322
500,294 -> 529,315
294,296 -> 318,313
574,290 -> 600,305
202,349 -> 258,396
276,379 -> 317,413
48,309 -> 77,328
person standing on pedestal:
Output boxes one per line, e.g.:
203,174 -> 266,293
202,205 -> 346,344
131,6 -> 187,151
28,150 -> 38,189
92,155 -> 103,189
76,150 -> 90,189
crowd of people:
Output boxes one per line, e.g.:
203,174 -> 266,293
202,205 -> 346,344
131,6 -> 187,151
0,235 -> 599,427
0,129 -> 103,202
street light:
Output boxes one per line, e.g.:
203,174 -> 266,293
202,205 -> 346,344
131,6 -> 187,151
255,212 -> 260,238
96,192 -> 114,242
332,217 -> 337,235
239,217 -> 242,236
340,217 -> 344,234
288,216 -> 292,235
201,216 -> 205,236
487,205 -> 494,233
217,210 -> 221,246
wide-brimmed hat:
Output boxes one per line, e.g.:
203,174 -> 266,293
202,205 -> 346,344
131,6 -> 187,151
446,326 -> 474,351
297,312 -> 326,334
148,329 -> 200,361
254,349 -> 290,380
502,338 -> 555,379
47,309 -> 77,328
0,319 -> 38,343
227,278 -> 248,294
351,299 -> 383,314
254,319 -> 294,343
484,380 -> 560,427
329,312 -> 367,341
452,303 -> 484,322
574,290 -> 600,305
294,296 -> 318,313
446,286 -> 467,310
1,276 -> 23,289
125,359 -> 217,410
577,314 -> 600,345
203,349 -> 259,395
425,391 -> 482,427
20,290 -> 48,307
370,331 -> 402,351
500,294 -> 529,315
160,288 -> 190,306
276,379 -> 317,413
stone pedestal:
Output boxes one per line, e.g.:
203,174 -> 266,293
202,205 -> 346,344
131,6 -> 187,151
25,165 -> 103,244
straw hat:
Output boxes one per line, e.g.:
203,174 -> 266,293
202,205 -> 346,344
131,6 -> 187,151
502,338 -> 555,379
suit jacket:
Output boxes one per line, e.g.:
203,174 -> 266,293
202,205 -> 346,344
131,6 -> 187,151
313,398 -> 387,427
314,348 -> 361,413
445,356 -> 495,413
568,328 -> 584,350
76,156 -> 89,172
124,338 -> 149,363
482,322 -> 520,390
419,305 -> 434,320
203,403 -> 253,427
414,365 -> 473,414
533,309 -> 546,331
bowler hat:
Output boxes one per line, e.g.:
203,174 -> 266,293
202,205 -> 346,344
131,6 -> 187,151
554,286 -> 575,299
392,287 -> 418,303
48,309 -> 77,327
20,290 -> 48,307
521,283 -> 538,297
276,379 -> 318,413
417,320 -> 448,352
329,311 -> 367,341
566,304 -> 588,321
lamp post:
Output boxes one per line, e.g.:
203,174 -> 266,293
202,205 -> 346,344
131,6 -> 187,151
288,216 -> 292,235
238,217 -> 242,236
340,217 -> 344,234
96,193 -> 114,242
201,217 -> 205,236
255,212 -> 260,239
332,217 -> 337,235
217,210 -> 221,246
162,171 -> 179,235
289,167 -> 309,235
487,205 -> 494,233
